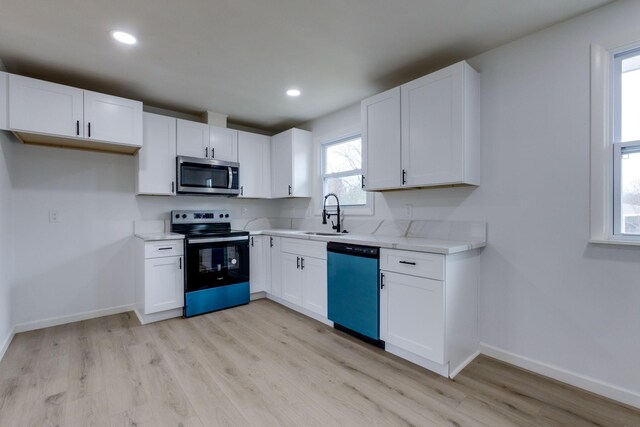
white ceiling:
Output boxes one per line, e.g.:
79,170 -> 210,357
0,0 -> 612,132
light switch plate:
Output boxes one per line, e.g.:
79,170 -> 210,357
49,210 -> 60,223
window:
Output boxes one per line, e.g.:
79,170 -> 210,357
613,48 -> 640,237
321,134 -> 368,208
590,38 -> 640,245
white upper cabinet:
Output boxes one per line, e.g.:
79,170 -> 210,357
176,119 -> 209,158
0,72 -> 8,130
136,113 -> 177,196
177,119 -> 238,162
83,90 -> 142,147
361,61 -> 480,191
238,131 -> 271,198
209,125 -> 238,162
271,128 -> 312,198
362,87 -> 402,190
9,74 -> 84,138
401,61 -> 479,187
7,74 -> 143,153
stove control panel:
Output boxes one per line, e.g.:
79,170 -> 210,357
171,210 -> 231,224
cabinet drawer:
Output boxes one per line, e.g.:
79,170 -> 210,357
281,238 -> 327,260
380,249 -> 444,280
144,240 -> 184,259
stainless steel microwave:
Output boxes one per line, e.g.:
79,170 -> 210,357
176,156 -> 240,196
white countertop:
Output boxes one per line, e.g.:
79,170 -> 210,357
249,229 -> 485,255
134,232 -> 185,242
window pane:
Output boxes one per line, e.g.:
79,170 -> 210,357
324,175 -> 366,206
621,147 -> 640,235
324,137 -> 362,174
620,53 -> 640,142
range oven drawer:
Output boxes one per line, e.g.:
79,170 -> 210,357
144,240 -> 184,259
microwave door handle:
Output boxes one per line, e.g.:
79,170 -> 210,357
228,167 -> 233,189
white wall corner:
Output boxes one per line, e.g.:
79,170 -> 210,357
479,343 -> 640,410
0,326 -> 15,363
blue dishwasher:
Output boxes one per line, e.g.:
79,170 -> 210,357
327,242 -> 383,347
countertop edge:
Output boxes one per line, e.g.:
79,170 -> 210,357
248,230 -> 485,255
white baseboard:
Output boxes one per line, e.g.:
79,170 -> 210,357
134,308 -> 182,325
250,291 -> 267,301
384,342 -> 449,377
0,326 -> 15,363
13,304 -> 136,333
480,343 -> 640,410
449,349 -> 481,379
265,294 -> 333,327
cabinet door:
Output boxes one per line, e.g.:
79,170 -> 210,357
137,113 -> 177,195
177,119 -> 209,158
291,129 -> 312,197
269,237 -> 282,297
238,131 -> 271,198
271,130 -> 293,198
301,256 -> 327,317
250,236 -> 267,293
362,87 -> 401,190
83,90 -> 143,146
8,74 -> 83,137
401,63 -> 464,187
281,252 -> 302,305
144,256 -> 184,314
380,271 -> 445,364
210,125 -> 238,162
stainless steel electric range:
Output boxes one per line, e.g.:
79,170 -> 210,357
171,210 -> 250,317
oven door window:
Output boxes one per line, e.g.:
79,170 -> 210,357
181,163 -> 229,189
186,240 -> 249,292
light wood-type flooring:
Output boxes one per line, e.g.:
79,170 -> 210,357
1,299 -> 639,426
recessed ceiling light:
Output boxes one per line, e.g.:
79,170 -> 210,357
111,31 -> 137,45
286,89 -> 301,97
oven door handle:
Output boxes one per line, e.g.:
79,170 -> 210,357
188,236 -> 248,244
228,167 -> 233,189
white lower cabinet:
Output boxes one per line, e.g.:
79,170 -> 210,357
380,271 -> 445,364
250,236 -> 271,294
269,236 -> 282,297
379,248 -> 479,378
135,239 -> 185,324
264,237 -> 328,320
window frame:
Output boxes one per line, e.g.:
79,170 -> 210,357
591,38 -> 640,245
319,132 -> 374,215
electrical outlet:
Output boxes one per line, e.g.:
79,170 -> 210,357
241,207 -> 248,217
404,204 -> 413,219
49,210 -> 61,223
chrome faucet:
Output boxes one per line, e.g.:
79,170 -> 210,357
322,193 -> 345,233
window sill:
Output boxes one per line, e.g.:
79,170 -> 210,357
588,238 -> 640,247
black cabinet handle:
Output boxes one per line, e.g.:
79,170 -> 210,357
158,247 -> 172,251
76,120 -> 80,136
402,169 -> 407,185
270,237 -> 274,248
205,147 -> 208,158
288,185 -> 292,196
297,256 -> 300,269
301,257 -> 305,270
88,122 -> 91,138
361,175 -> 366,189
251,237 -> 254,247
380,272 -> 385,289
399,260 -> 416,266
211,148 -> 215,158
240,186 -> 244,196
171,181 -> 175,193
179,257 -> 182,269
